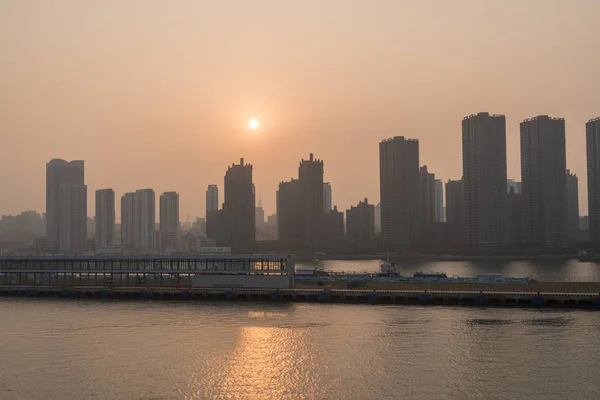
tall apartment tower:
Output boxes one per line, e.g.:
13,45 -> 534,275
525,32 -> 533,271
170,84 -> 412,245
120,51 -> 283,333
462,112 -> 508,251
299,154 -> 325,250
346,198 -> 376,250
520,115 -> 567,245
419,165 -> 436,225
133,189 -> 155,253
206,185 -> 219,213
46,159 -> 85,252
434,180 -> 444,223
379,136 -> 420,248
120,192 -> 135,248
278,179 -> 301,247
95,189 -> 115,249
159,191 -> 179,253
59,184 -> 87,253
221,158 -> 255,253
445,179 -> 465,245
323,182 -> 332,213
566,170 -> 579,236
587,118 -> 600,243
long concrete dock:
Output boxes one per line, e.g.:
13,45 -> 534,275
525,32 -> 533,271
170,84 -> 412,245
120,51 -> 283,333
2,285 -> 600,308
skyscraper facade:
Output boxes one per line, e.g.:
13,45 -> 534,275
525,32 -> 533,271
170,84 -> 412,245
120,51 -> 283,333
120,192 -> 135,248
566,170 -> 579,236
445,179 -> 465,245
586,117 -> 600,244
323,182 -> 332,213
434,180 -> 444,223
159,191 -> 179,253
520,115 -> 567,245
206,185 -> 219,213
277,179 -> 301,247
221,158 -> 255,253
419,165 -> 436,225
346,198 -> 376,250
95,189 -> 115,249
46,159 -> 85,252
462,112 -> 508,251
299,154 -> 324,250
379,136 -> 420,249
133,189 -> 155,253
59,184 -> 87,253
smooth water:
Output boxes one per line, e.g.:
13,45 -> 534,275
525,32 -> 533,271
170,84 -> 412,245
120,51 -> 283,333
1,297 -> 600,400
297,259 -> 600,281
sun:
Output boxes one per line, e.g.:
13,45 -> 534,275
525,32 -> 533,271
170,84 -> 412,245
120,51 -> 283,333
248,119 -> 259,130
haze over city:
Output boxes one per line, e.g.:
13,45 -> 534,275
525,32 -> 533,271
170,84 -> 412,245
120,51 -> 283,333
1,0 -> 599,219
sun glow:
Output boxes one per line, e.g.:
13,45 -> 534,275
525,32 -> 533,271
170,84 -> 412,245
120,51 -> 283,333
249,119 -> 259,130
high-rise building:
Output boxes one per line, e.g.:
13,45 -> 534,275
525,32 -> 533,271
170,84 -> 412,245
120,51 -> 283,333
206,185 -> 219,213
159,191 -> 179,253
323,182 -> 332,213
507,185 -> 522,245
346,198 -> 376,250
221,158 -> 255,253
434,180 -> 444,223
324,205 -> 345,240
586,118 -> 600,243
507,179 -> 522,194
566,170 -> 579,236
299,154 -> 325,250
445,179 -> 465,245
462,112 -> 508,251
278,179 -> 301,247
379,136 -> 420,248
95,189 -> 115,249
46,159 -> 85,252
59,184 -> 87,253
374,202 -> 381,234
419,166 -> 436,225
133,189 -> 155,253
120,193 -> 135,248
520,115 -> 567,245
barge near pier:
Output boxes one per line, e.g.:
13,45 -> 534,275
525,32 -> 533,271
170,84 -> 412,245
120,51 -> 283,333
1,255 -> 600,308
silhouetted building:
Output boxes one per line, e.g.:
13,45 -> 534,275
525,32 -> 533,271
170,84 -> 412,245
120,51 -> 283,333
507,186 -> 522,246
95,189 -> 115,250
462,112 -> 508,251
133,189 -> 155,253
323,182 -> 332,212
278,179 -> 301,247
420,166 -> 436,225
206,209 -> 221,241
325,205 -> 345,240
299,154 -> 325,250
586,118 -> 600,243
120,193 -> 135,248
507,179 -> 522,194
379,136 -> 420,249
566,170 -> 579,236
374,202 -> 381,234
434,180 -> 444,223
255,193 -> 265,229
58,184 -> 87,253
46,159 -> 85,252
580,216 -> 589,231
159,191 -> 179,253
221,158 -> 255,253
0,211 -> 44,239
346,198 -> 376,251
520,115 -> 567,245
445,179 -> 465,246
206,185 -> 218,213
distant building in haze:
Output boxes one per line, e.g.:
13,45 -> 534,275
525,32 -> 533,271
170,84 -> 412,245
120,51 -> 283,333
586,118 -> 600,244
507,185 -> 522,245
419,166 -> 436,225
325,205 -> 345,240
159,191 -> 179,253
379,136 -> 421,249
507,179 -> 522,194
133,189 -> 155,253
95,189 -> 115,250
434,180 -> 444,223
520,115 -> 567,245
278,179 -> 301,247
445,179 -> 465,246
46,159 -> 85,252
323,182 -> 332,213
462,112 -> 508,251
374,202 -> 381,234
299,154 -> 325,250
221,158 -> 255,253
566,170 -> 579,236
346,198 -> 376,251
120,193 -> 135,249
206,185 -> 219,213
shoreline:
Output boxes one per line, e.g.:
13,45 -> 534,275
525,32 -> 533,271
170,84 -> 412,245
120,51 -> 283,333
294,254 -> 578,262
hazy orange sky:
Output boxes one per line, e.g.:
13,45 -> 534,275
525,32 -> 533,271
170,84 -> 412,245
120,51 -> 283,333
1,0 -> 599,219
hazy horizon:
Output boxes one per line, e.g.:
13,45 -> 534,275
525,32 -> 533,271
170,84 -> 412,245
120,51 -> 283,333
1,0 -> 599,219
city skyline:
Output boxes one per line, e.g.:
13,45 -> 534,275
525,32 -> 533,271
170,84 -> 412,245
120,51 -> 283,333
2,1 -> 599,219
